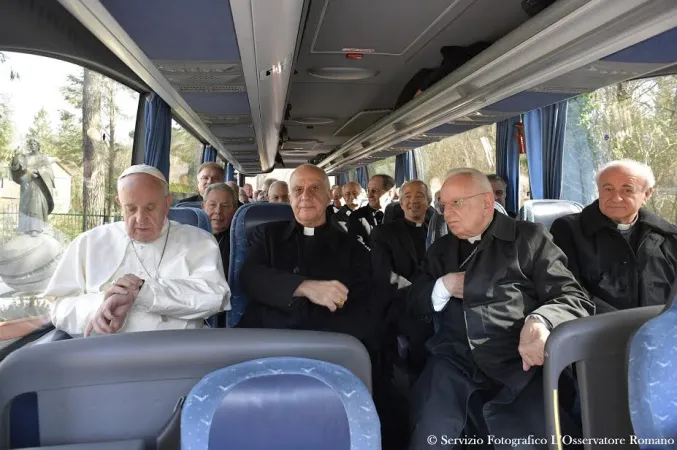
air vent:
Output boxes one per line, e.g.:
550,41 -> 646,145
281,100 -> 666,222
282,139 -> 321,151
219,137 -> 256,145
334,110 -> 391,137
154,61 -> 242,73
154,60 -> 246,94
200,114 -> 253,126
308,67 -> 378,80
176,85 -> 246,93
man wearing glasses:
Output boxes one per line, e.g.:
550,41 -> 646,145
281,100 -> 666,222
348,174 -> 396,245
406,168 -> 593,449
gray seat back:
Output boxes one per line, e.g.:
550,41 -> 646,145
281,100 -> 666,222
519,199 -> 583,229
0,329 -> 371,450
543,306 -> 663,449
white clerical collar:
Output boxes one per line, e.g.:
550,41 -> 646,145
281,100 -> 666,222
617,216 -> 638,231
467,233 -> 482,244
415,222 -> 423,228
303,227 -> 315,236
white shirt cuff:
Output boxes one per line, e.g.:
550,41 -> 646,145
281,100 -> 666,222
431,277 -> 452,312
527,313 -> 552,330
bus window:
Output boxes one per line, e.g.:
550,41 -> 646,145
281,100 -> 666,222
561,74 -> 677,222
367,155 -> 396,181
168,120 -> 202,203
414,124 -> 497,195
0,52 -> 139,341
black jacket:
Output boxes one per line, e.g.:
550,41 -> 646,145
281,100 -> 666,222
371,220 -> 433,366
550,200 -> 677,313
348,205 -> 383,245
238,220 -> 379,350
408,212 -> 593,391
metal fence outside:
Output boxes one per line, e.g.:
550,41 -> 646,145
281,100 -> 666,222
0,206 -> 122,244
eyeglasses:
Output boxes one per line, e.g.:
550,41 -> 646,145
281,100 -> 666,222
439,193 -> 488,213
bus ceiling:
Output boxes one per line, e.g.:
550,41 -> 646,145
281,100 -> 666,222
15,0 -> 677,175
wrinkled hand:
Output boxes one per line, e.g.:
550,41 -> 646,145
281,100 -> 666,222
85,293 -> 135,337
294,280 -> 349,312
105,274 -> 144,301
442,272 -> 465,298
518,317 -> 551,371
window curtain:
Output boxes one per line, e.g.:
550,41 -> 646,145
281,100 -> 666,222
523,101 -> 568,199
143,93 -> 172,180
336,173 -> 348,186
395,153 -> 406,186
356,166 -> 369,190
202,144 -> 217,163
395,151 -> 418,186
406,150 -> 418,181
225,163 -> 235,182
495,117 -> 521,214
523,109 -> 544,199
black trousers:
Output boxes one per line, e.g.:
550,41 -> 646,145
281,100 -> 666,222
408,357 -> 551,450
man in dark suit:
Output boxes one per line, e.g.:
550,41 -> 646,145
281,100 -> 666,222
370,180 -> 435,450
407,168 -> 593,449
238,164 -> 378,351
331,182 -> 362,232
178,162 -> 225,204
348,174 -> 395,245
371,180 -> 434,372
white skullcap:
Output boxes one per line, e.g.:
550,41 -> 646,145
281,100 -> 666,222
118,164 -> 168,185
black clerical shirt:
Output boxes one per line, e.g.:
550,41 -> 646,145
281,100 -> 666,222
238,220 -> 378,350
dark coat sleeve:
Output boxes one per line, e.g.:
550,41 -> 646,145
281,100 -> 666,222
240,225 -> 308,311
407,240 -> 444,319
528,226 -> 596,327
550,218 -> 617,314
370,227 -> 395,288
370,226 -> 402,325
348,209 -> 371,245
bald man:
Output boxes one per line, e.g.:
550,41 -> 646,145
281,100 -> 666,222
407,168 -> 592,449
268,180 -> 290,203
45,165 -> 230,336
238,164 -> 377,351
330,182 -> 363,233
326,185 -> 343,218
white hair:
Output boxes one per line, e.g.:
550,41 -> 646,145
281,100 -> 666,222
596,159 -> 655,189
204,182 -> 237,205
445,168 -> 493,192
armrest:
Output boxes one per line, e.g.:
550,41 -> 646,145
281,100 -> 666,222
22,439 -> 145,450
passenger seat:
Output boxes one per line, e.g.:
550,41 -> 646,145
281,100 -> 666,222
518,199 -> 583,229
208,202 -> 295,328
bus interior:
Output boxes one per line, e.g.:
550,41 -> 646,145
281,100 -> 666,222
1,0 -> 677,448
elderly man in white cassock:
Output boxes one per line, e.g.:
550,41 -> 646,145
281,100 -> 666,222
44,164 -> 230,336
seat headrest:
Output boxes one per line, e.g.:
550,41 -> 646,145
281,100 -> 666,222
383,202 -> 402,224
224,203 -> 296,328
519,200 -> 583,229
168,207 -> 211,233
175,201 -> 202,209
384,202 -> 436,225
238,203 -> 295,240
182,357 -> 380,450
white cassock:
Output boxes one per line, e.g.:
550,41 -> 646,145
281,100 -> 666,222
43,219 -> 231,335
